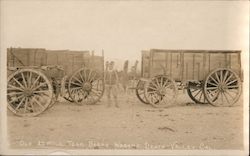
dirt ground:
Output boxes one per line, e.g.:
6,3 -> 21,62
7,90 -> 243,150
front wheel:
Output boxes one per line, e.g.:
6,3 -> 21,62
68,68 -> 104,105
187,81 -> 208,104
135,80 -> 149,104
144,75 -> 177,108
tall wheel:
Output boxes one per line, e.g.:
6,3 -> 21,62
68,68 -> 104,105
144,75 -> 177,108
135,80 -> 149,104
187,81 -> 208,104
61,75 -> 74,102
7,69 -> 53,117
204,68 -> 242,107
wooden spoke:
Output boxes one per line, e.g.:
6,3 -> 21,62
220,70 -> 223,83
7,92 -> 23,96
147,86 -> 157,91
207,81 -> 218,86
146,90 -> 157,94
8,95 -> 25,104
28,71 -> 33,88
15,97 -> 26,111
222,91 -> 230,104
32,96 -> 45,109
30,75 -> 41,89
89,72 -> 97,82
73,76 -> 82,84
206,86 -> 218,90
70,81 -> 82,87
32,82 -> 48,91
209,75 -> 219,85
190,88 -> 199,93
24,98 -> 28,113
155,77 -> 160,87
33,90 -> 50,94
78,72 -> 85,83
87,70 -> 92,82
150,80 -> 158,89
12,77 -> 25,89
224,72 -> 233,83
8,84 -> 24,91
222,70 -> 229,83
226,85 -> 239,89
215,72 -> 221,84
226,79 -> 238,86
21,72 -> 28,88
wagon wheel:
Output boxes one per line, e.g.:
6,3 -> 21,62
204,68 -> 242,107
135,80 -> 149,104
61,75 -> 74,102
144,75 -> 177,108
187,81 -> 208,104
7,69 -> 53,117
68,68 -> 104,105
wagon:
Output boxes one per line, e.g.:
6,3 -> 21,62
135,49 -> 243,108
7,47 -> 105,117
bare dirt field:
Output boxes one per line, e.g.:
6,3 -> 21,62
7,90 -> 243,150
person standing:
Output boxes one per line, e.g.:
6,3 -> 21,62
104,61 -> 119,108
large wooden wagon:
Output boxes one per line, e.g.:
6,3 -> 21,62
135,49 -> 243,108
7,47 -> 105,117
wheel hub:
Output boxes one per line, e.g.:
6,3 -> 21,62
157,87 -> 166,96
82,82 -> 92,91
24,89 -> 33,97
218,84 -> 226,91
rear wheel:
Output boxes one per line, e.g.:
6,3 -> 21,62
204,68 -> 242,107
7,69 -> 53,117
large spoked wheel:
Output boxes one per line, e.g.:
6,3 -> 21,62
135,80 -> 149,104
7,69 -> 53,117
144,75 -> 177,108
187,81 -> 208,104
61,75 -> 74,102
68,68 -> 105,105
204,68 -> 242,107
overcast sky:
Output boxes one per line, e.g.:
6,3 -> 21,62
1,0 -> 249,69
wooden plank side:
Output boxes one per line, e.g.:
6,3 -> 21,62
7,48 -> 46,67
230,52 -> 241,76
150,50 -> 182,81
141,51 -> 150,78
45,50 -> 90,75
144,49 -> 242,81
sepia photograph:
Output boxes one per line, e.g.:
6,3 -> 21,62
0,0 -> 249,155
